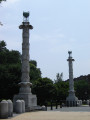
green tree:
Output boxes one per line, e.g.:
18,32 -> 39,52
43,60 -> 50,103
54,73 -> 63,83
0,40 -> 7,51
54,81 -> 69,102
0,0 -> 6,3
30,60 -> 41,83
74,80 -> 90,100
0,41 -> 21,64
0,50 -> 21,64
30,60 -> 37,67
0,41 -> 21,99
0,63 -> 21,99
32,77 -> 54,105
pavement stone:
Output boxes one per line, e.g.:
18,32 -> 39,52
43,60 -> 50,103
47,105 -> 90,112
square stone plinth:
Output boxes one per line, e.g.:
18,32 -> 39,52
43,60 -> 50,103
13,93 -> 37,111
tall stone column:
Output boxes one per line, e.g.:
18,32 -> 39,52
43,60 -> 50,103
68,51 -> 74,93
13,12 -> 37,111
66,51 -> 78,106
19,15 -> 33,94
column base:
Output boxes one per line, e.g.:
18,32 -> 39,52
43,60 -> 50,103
66,95 -> 78,107
13,93 -> 37,111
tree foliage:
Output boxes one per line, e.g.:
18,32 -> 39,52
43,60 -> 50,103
30,60 -> 41,83
54,73 -> 63,83
0,0 -> 6,3
30,60 -> 37,67
0,63 -> 21,99
54,81 -> 69,102
0,41 -> 21,99
0,40 -> 7,51
74,80 -> 90,100
32,77 -> 54,105
0,41 -> 21,64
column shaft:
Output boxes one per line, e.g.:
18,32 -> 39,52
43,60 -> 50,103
19,22 -> 32,94
68,59 -> 74,91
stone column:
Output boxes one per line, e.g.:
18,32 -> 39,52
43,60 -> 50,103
13,12 -> 37,111
19,20 -> 33,94
68,51 -> 75,94
66,51 -> 78,106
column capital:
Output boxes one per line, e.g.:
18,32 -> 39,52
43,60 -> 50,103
19,23 -> 33,29
67,58 -> 75,61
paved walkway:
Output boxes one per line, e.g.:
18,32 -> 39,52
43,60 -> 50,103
3,111 -> 90,120
47,105 -> 90,112
0,106 -> 90,120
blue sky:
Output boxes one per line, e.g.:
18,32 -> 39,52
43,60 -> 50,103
0,0 -> 90,80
